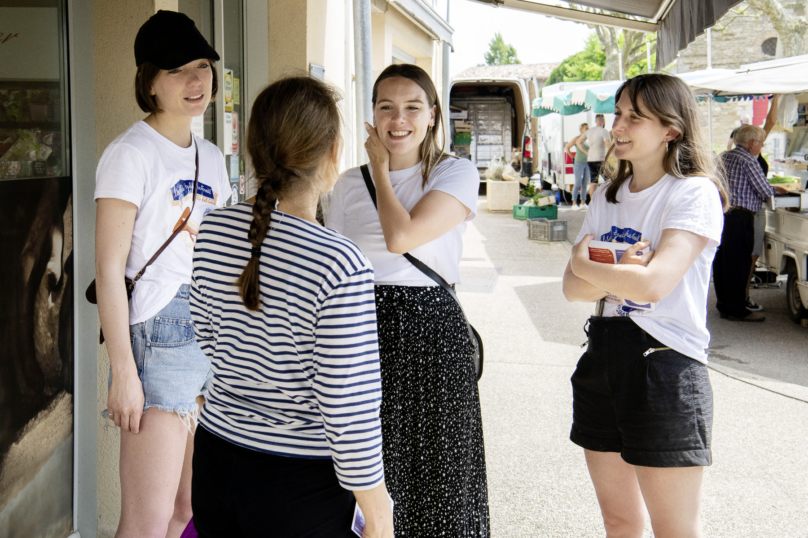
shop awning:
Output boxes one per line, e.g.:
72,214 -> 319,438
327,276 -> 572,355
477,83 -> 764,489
531,69 -> 738,116
685,55 -> 808,96
467,0 -> 744,67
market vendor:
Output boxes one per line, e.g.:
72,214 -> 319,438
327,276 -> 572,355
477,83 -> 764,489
714,124 -> 788,322
728,95 -> 780,312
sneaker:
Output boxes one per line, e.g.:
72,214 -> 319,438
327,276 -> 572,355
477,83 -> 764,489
720,311 -> 765,322
745,298 -> 763,311
570,204 -> 580,211
580,203 -> 588,210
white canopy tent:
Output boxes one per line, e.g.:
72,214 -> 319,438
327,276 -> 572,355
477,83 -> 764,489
687,55 -> 808,97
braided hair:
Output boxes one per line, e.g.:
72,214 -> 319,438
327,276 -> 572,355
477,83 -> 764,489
237,76 -> 341,310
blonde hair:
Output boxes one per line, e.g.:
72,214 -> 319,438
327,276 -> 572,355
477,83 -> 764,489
371,64 -> 452,188
603,73 -> 729,212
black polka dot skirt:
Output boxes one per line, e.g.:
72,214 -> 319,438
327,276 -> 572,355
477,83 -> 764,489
375,285 -> 490,538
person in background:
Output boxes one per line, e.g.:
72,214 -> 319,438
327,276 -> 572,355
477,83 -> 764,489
563,73 -> 728,538
727,113 -> 753,152
577,113 -> 612,187
93,11 -> 229,538
327,63 -> 489,537
189,76 -> 393,537
565,122 -> 590,210
727,96 -> 780,312
715,124 -> 788,322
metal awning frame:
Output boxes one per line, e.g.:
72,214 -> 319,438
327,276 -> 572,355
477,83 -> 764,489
471,0 -> 667,33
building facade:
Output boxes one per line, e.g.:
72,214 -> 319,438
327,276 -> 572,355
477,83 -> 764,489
0,1 -> 453,537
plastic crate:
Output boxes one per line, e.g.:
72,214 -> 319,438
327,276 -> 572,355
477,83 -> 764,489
513,204 -> 557,221
513,204 -> 545,220
527,218 -> 568,242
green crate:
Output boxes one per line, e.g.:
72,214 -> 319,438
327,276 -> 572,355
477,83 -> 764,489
454,132 -> 472,146
513,204 -> 558,220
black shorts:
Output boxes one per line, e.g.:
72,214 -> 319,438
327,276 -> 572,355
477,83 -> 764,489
192,426 -> 357,538
570,316 -> 713,467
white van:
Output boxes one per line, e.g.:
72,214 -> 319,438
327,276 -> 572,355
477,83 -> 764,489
449,77 -> 533,182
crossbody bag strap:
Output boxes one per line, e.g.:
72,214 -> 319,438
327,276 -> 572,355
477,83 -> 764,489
130,138 -> 200,290
359,164 -> 476,334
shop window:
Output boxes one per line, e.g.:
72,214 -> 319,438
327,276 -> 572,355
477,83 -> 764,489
762,37 -> 778,57
0,0 -> 70,180
179,0 -> 246,207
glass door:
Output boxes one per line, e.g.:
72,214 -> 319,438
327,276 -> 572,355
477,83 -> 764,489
0,1 -> 75,537
179,0 -> 246,207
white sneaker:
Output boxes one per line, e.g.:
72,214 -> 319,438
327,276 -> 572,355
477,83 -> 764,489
570,204 -> 580,211
580,203 -> 588,210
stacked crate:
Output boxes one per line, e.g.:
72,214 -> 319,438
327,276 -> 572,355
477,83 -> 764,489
467,99 -> 512,166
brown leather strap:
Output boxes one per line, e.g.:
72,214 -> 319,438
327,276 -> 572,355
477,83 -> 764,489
128,138 -> 200,292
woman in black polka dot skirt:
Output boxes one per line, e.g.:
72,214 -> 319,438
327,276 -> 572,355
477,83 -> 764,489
326,63 -> 489,537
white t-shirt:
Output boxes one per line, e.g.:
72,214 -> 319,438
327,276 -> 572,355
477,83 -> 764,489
576,175 -> 724,363
326,157 -> 479,286
94,121 -> 231,324
579,126 -> 611,162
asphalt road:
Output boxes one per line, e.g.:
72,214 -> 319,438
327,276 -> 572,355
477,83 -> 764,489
557,204 -> 808,387
457,198 -> 808,537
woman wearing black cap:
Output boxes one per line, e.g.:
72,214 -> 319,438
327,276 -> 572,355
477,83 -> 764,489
93,11 -> 229,538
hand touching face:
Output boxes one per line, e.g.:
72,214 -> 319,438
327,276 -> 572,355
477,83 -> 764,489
372,76 -> 436,169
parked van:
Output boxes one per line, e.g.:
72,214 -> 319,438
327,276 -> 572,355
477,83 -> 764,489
449,77 -> 533,181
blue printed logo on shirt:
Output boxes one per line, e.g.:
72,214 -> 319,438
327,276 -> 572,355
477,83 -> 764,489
600,226 -> 643,244
170,179 -> 218,206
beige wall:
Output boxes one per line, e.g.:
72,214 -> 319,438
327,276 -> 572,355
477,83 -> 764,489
93,2 -> 177,534
268,0 -> 308,82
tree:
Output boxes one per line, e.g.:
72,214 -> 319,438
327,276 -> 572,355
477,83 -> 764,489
546,32 -> 653,86
566,4 -> 657,78
484,33 -> 522,65
742,0 -> 808,57
546,34 -> 605,85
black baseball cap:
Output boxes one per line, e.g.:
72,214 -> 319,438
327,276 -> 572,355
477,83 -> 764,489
135,10 -> 220,70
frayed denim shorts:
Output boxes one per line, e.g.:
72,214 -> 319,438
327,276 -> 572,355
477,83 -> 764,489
106,284 -> 212,424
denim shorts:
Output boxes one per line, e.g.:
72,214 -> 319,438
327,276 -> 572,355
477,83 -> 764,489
106,284 -> 212,421
570,316 -> 713,467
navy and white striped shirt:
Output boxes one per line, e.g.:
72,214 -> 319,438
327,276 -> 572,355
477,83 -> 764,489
190,205 -> 384,491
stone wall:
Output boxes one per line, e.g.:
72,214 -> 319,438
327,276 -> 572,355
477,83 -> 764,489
675,2 -> 788,155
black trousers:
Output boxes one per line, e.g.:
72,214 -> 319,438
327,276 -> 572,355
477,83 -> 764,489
713,209 -> 754,318
192,426 -> 356,538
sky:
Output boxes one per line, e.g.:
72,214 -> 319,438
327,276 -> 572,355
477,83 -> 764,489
448,0 -> 594,77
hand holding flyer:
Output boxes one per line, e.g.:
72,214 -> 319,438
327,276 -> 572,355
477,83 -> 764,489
351,497 -> 395,537
588,240 -> 658,311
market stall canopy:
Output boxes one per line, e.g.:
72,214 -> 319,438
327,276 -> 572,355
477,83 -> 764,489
685,55 -> 808,96
466,0 -> 744,67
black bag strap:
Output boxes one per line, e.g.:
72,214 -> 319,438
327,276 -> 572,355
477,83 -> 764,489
359,164 -> 477,338
129,138 -> 200,291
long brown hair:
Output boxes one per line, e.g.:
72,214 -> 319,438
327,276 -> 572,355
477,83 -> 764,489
237,76 -> 341,310
371,64 -> 452,188
603,73 -> 729,211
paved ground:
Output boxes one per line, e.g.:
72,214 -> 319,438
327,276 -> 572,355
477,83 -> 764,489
457,199 -> 808,537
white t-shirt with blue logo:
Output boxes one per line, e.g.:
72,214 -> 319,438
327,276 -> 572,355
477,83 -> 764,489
576,174 -> 724,363
94,121 -> 231,325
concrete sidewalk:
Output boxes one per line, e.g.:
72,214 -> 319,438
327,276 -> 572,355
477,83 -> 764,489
457,200 -> 808,537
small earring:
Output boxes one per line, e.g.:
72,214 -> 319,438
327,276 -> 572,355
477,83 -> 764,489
665,141 -> 669,152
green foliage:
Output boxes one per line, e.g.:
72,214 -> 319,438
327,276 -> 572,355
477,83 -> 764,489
484,32 -> 522,65
546,32 -> 654,86
546,34 -> 605,86
520,182 -> 538,198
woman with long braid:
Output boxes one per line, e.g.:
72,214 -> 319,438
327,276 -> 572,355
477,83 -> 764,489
188,77 -> 393,537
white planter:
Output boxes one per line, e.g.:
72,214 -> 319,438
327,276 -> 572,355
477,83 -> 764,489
486,180 -> 520,212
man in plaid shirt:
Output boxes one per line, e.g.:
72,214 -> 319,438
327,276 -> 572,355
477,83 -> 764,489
713,124 -> 787,322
